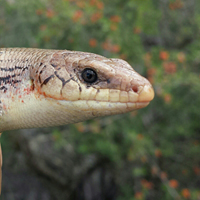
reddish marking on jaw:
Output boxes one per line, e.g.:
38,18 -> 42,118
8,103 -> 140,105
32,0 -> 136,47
34,84 -> 66,101
30,84 -> 34,91
3,104 -> 6,110
30,79 -> 35,91
23,87 -> 33,95
41,91 -> 65,101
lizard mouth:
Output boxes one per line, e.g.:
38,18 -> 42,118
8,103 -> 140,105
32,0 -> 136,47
56,84 -> 154,116
55,84 -> 154,112
133,84 -> 154,109
109,84 -> 154,110
0,84 -> 154,132
137,85 -> 155,103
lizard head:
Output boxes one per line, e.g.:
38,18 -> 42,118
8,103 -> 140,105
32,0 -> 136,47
0,49 -> 154,131
31,51 -> 154,119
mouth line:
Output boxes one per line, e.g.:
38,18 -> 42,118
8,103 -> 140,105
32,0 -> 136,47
57,99 -> 150,110
85,100 -> 151,104
56,99 -> 152,104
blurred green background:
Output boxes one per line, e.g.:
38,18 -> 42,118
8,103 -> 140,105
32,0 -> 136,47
0,0 -> 200,199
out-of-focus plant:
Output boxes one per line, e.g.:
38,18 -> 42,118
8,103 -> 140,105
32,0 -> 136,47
1,0 -> 200,199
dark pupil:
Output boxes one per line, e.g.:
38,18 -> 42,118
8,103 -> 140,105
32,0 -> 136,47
82,68 -> 97,83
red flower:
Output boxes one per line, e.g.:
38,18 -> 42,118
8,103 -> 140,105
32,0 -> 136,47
181,189 -> 190,199
163,62 -> 176,74
89,39 -> 97,47
72,10 -> 83,22
159,51 -> 169,60
169,179 -> 179,189
110,15 -> 121,23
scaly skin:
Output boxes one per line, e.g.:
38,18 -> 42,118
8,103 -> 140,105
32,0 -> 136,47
0,48 -> 154,132
0,48 -> 154,193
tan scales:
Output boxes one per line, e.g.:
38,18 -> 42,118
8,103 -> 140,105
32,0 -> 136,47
0,48 -> 154,193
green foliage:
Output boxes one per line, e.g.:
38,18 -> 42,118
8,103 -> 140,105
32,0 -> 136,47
1,0 -> 200,199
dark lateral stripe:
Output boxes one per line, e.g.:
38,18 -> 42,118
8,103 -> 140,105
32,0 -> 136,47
22,66 -> 28,71
0,74 -> 23,85
41,75 -> 54,86
0,78 -> 21,85
12,80 -> 21,84
0,86 -> 7,91
51,64 -> 57,68
0,66 -> 27,72
0,67 -> 15,72
0,73 -> 22,80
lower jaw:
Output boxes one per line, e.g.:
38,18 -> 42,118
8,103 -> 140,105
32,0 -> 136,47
133,102 -> 150,109
0,99 -> 150,132
58,100 -> 150,115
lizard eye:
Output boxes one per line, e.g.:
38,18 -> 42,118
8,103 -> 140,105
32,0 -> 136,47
81,68 -> 98,83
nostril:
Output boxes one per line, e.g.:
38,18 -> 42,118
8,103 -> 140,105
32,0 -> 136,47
132,85 -> 138,93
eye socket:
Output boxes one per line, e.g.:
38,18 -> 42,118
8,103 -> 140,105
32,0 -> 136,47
81,68 -> 98,84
